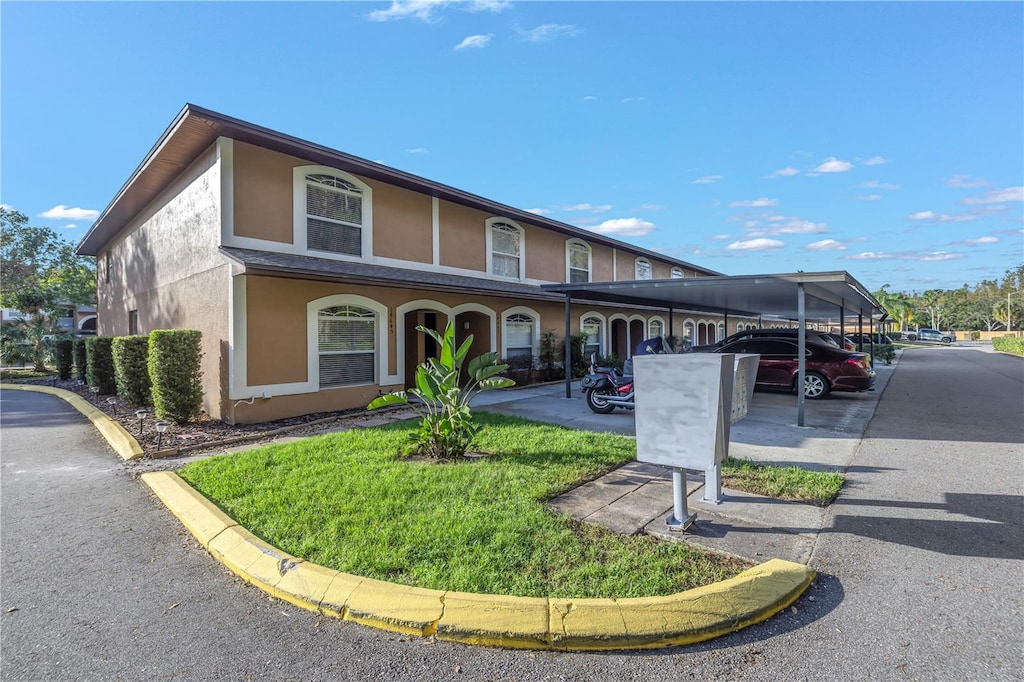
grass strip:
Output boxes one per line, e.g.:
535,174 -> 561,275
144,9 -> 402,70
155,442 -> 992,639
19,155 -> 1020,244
721,457 -> 844,507
178,412 -> 747,599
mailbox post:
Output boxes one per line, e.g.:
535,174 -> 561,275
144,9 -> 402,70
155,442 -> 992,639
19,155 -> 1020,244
633,353 -> 760,530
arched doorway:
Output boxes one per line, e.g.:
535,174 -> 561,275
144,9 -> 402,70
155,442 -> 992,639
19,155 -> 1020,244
610,318 -> 628,359
403,308 -> 448,389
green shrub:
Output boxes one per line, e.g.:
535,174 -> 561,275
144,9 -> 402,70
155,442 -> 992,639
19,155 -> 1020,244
73,338 -> 88,381
597,353 -> 621,370
503,354 -> 535,385
992,335 -> 1024,356
148,329 -> 204,425
569,331 -> 589,378
55,339 -> 74,380
112,336 -> 152,405
85,337 -> 116,394
538,329 -> 562,381
872,344 -> 896,365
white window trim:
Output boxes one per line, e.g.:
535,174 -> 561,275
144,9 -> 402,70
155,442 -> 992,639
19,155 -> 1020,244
580,311 -> 607,357
486,218 -> 526,280
500,305 -> 540,359
77,314 -> 97,330
565,238 -> 592,283
292,165 -> 373,261
670,267 -> 684,279
308,294 -> 389,391
682,318 -> 696,341
635,257 -> 652,280
648,315 -> 666,339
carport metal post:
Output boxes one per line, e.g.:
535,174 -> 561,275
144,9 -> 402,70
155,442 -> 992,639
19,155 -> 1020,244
564,293 -> 572,398
797,283 -> 807,427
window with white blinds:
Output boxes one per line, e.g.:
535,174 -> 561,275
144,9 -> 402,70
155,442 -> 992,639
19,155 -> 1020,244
568,241 -> 590,283
504,313 -> 534,357
306,174 -> 363,256
583,316 -> 601,358
635,258 -> 652,280
490,222 -> 521,279
671,268 -> 684,279
318,305 -> 376,387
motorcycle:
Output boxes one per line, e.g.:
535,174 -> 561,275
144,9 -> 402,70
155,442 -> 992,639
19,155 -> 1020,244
580,337 -> 671,414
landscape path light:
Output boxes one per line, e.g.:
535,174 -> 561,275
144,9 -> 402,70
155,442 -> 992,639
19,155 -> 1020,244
106,396 -> 117,416
135,409 -> 147,435
155,421 -> 168,451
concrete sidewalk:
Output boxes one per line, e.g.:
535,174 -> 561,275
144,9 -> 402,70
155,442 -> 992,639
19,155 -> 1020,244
475,361 -> 897,564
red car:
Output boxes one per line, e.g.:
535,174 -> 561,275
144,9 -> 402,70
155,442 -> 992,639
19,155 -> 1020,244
704,337 -> 876,399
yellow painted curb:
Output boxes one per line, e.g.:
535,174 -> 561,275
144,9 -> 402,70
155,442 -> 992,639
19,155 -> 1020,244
142,470 -> 816,651
1,383 -> 143,460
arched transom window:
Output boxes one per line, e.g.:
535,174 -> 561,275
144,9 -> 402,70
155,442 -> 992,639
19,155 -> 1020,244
318,305 -> 376,387
306,173 -> 364,256
671,267 -> 684,279
635,258 -> 652,280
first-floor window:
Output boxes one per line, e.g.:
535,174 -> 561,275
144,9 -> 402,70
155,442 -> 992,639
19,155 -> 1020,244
128,309 -> 139,336
583,317 -> 602,358
504,313 -> 534,358
649,319 -> 664,339
318,305 -> 376,387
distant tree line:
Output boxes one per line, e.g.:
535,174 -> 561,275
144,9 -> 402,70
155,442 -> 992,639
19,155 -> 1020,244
873,264 -> 1023,332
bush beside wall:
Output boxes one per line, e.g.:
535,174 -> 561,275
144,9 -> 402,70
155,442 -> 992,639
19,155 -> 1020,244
85,337 -> 117,395
992,336 -> 1024,356
55,339 -> 74,380
148,329 -> 204,425
74,338 -> 88,381
112,336 -> 152,405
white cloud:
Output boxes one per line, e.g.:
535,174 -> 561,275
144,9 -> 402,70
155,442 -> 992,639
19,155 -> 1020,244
710,234 -> 731,240
406,147 -> 429,154
727,238 -> 784,251
918,251 -> 964,262
953,236 -> 998,245
907,210 -> 976,223
621,96 -> 646,103
863,156 -> 887,166
743,221 -> 760,229
524,208 -> 551,216
858,180 -> 900,191
946,174 -> 990,188
729,197 -> 778,208
562,202 -> 612,212
805,239 -> 846,251
859,194 -> 883,201
812,157 -> 854,174
588,217 -> 656,237
517,23 -> 582,43
64,223 -> 77,230
845,250 -> 965,262
582,95 -> 598,101
846,251 -> 895,260
962,186 -> 1024,205
370,0 -> 508,22
748,219 -> 828,237
767,167 -> 800,178
692,175 -> 723,184
454,34 -> 492,50
39,205 -> 100,221
638,203 -> 664,210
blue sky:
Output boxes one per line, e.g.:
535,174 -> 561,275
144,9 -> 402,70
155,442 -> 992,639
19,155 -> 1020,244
2,1 -> 1021,294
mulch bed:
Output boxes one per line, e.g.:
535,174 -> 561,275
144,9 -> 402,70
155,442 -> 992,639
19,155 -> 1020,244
10,376 -> 390,457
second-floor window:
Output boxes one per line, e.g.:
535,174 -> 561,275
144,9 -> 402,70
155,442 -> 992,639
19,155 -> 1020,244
306,173 -> 364,256
671,267 -> 684,279
489,220 -> 522,279
567,240 -> 591,283
635,258 -> 652,280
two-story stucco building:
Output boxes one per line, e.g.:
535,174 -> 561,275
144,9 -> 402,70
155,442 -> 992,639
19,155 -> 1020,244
77,104 -> 753,424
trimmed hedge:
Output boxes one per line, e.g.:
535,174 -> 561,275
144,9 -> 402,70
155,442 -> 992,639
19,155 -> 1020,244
112,336 -> 152,405
992,335 -> 1024,356
85,337 -> 117,395
148,329 -> 203,425
74,338 -> 88,381
55,339 -> 74,380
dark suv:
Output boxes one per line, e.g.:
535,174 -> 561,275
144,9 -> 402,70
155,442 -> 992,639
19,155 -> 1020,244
691,328 -> 840,353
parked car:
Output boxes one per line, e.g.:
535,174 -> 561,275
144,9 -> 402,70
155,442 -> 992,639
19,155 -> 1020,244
913,328 -> 955,344
825,333 -> 856,351
691,328 -> 840,353
848,333 -> 895,346
694,337 -> 876,399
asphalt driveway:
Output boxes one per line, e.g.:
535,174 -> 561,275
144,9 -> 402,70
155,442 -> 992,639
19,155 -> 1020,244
1,345 -> 1021,680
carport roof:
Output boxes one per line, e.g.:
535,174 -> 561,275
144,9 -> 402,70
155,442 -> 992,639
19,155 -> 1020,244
542,271 -> 885,322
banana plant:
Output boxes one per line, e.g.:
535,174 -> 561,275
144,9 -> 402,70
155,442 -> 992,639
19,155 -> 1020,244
368,320 -> 514,459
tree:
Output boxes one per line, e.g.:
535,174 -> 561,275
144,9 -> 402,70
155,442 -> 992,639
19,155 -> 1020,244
0,207 -> 96,309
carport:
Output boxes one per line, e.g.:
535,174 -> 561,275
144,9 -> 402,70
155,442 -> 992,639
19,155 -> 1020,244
542,270 -> 886,427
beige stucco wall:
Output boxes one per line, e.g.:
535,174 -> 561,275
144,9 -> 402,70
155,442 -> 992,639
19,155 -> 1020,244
96,144 -> 230,420
438,200 -> 487,271
365,180 -> 432,263
232,141 -> 294,243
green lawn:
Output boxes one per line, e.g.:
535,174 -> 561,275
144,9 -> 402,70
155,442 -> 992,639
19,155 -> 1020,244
179,413 -> 749,599
722,457 -> 844,507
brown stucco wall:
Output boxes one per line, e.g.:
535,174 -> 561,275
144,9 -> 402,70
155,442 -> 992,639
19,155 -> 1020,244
232,141 -> 295,243
96,144 -> 230,420
524,226 -> 565,281
438,200 -> 486,271
367,180 -> 432,263
591,244 -> 615,282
